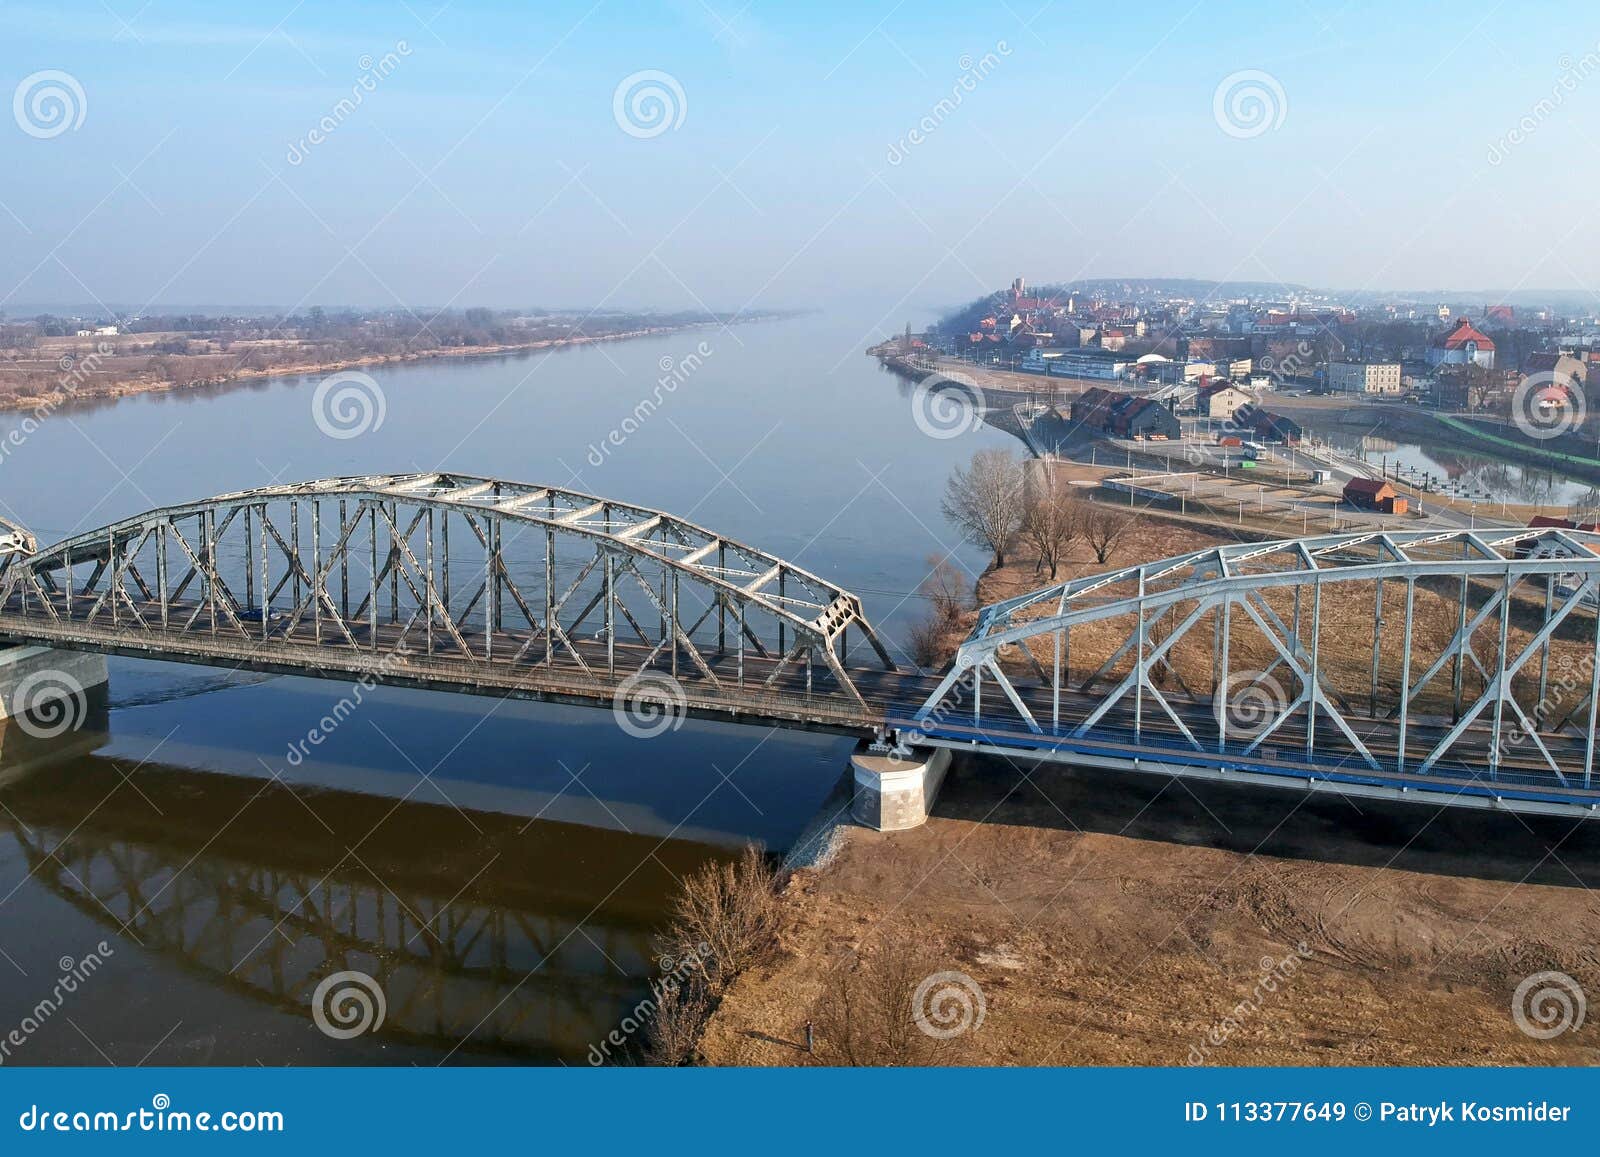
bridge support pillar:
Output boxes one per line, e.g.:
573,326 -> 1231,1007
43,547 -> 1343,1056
850,742 -> 950,831
0,645 -> 108,724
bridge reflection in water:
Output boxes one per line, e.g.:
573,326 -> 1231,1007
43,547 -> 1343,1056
0,742 -> 728,1063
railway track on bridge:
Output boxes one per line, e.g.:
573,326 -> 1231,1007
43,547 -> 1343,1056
0,474 -> 1597,817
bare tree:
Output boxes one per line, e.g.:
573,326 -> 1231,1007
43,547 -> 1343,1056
904,617 -> 941,667
902,557 -> 973,669
920,554 -> 972,622
941,448 -> 1026,568
657,844 -> 785,994
1020,479 -> 1080,579
1080,501 -> 1135,565
645,977 -> 711,1066
808,931 -> 967,1067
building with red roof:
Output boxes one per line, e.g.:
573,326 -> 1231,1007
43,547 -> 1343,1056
1342,478 -> 1406,514
1427,317 -> 1496,370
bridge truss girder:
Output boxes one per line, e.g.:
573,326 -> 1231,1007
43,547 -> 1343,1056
909,527 -> 1600,790
0,473 -> 895,714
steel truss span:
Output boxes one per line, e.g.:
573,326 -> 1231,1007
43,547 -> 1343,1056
0,473 -> 895,728
901,527 -> 1600,814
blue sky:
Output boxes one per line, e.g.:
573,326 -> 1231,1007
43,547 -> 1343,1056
3,0 -> 1599,316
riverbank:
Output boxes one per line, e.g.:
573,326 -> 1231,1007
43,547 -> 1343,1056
698,759 -> 1600,1065
0,320 -> 734,416
697,506 -> 1600,1067
871,346 -> 1107,400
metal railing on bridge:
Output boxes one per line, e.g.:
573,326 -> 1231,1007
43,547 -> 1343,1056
0,473 -> 897,730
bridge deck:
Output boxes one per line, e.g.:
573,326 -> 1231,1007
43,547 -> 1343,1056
0,590 -> 910,733
2,589 -> 1594,815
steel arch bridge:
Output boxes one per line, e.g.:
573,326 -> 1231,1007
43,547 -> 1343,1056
0,473 -> 897,731
5,478 -> 1600,816
895,527 -> 1600,816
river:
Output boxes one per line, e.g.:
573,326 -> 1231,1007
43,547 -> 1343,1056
1301,416 -> 1600,512
0,312 -> 1009,1065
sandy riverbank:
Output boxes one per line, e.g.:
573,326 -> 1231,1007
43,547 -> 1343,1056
701,760 -> 1600,1065
0,322 -> 725,415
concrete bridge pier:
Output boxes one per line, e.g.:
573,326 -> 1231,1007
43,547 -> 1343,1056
0,645 -> 108,724
850,740 -> 950,831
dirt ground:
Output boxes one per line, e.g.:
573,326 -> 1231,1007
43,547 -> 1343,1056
701,758 -> 1600,1066
700,506 -> 1600,1067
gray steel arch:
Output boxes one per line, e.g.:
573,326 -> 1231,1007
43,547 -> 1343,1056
909,526 -> 1600,791
0,472 -> 895,715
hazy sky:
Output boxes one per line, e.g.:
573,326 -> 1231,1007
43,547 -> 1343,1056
4,0 -> 1600,319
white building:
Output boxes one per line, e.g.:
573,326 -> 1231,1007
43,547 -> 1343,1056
1196,384 -> 1253,420
1328,361 -> 1403,395
1426,318 -> 1496,370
